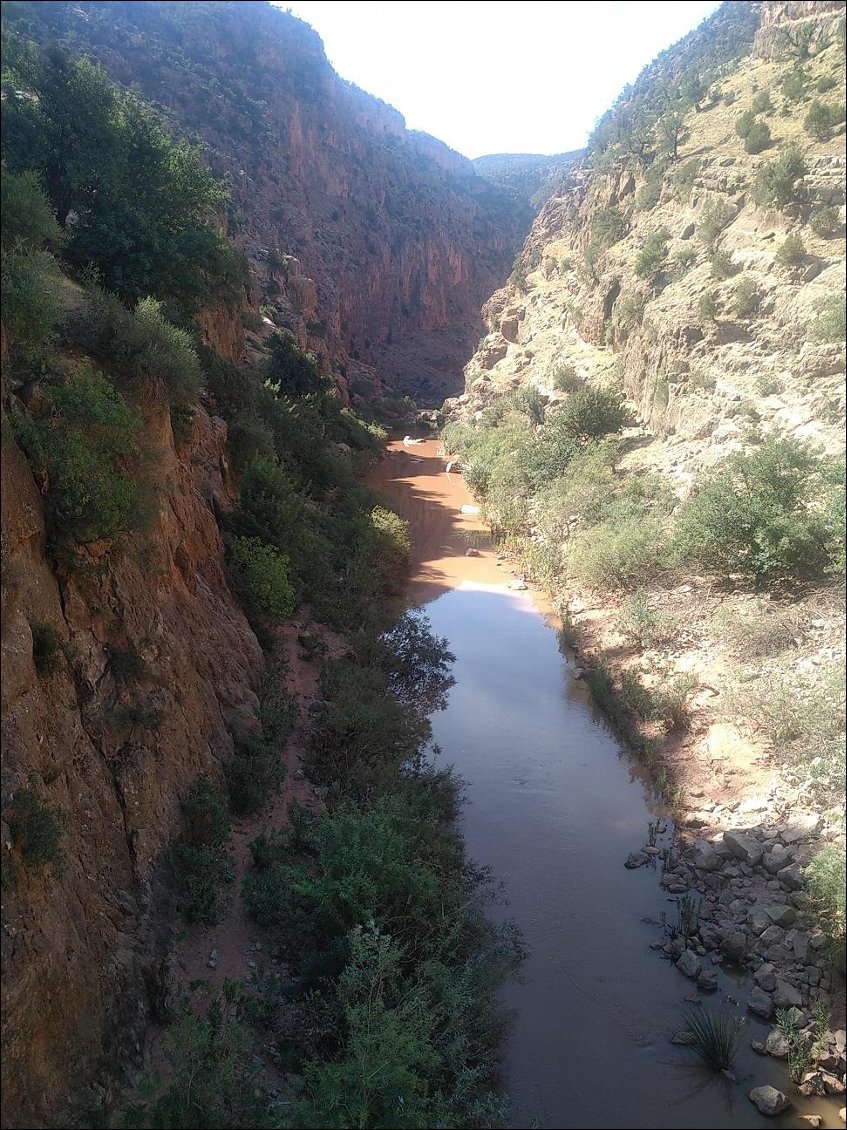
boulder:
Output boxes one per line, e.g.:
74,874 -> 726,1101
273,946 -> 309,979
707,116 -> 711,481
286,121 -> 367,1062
799,1117 -> 823,1127
748,1086 -> 791,1116
763,845 -> 793,874
723,830 -> 763,866
691,839 -> 721,871
765,904 -> 797,927
778,863 -> 804,891
500,315 -> 520,342
773,978 -> 803,1009
721,931 -> 747,961
764,1028 -> 790,1059
748,987 -> 775,1019
696,970 -> 719,993
747,906 -> 771,935
676,950 -> 701,978
754,963 -> 777,992
759,924 -> 785,946
822,1073 -> 846,1096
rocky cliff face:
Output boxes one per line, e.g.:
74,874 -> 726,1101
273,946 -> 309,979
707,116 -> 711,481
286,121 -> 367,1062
452,4 -> 846,488
1,387 -> 263,1127
7,0 -> 526,404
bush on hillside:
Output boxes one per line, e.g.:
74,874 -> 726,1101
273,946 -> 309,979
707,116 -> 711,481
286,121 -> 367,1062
810,205 -> 839,237
811,293 -> 847,343
804,100 -> 838,142
66,289 -> 203,405
744,120 -> 772,154
735,109 -> 757,139
754,145 -> 807,208
14,363 -> 148,548
569,516 -> 666,590
733,275 -> 760,318
549,385 -> 628,442
174,779 -> 234,924
1,46 -> 244,315
0,168 -> 61,251
751,90 -> 773,114
634,228 -> 670,281
227,536 -> 297,621
8,789 -> 68,872
698,197 -> 735,249
775,232 -> 807,267
673,438 -> 843,582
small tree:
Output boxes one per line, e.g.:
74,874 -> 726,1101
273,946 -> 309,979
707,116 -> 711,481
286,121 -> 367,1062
744,120 -> 771,154
755,145 -> 807,208
551,385 -> 628,442
775,232 -> 806,268
804,100 -> 836,142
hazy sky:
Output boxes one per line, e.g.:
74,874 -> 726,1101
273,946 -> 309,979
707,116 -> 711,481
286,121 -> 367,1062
281,1 -> 721,158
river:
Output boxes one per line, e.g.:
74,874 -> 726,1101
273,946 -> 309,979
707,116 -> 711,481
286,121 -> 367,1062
371,438 -> 839,1130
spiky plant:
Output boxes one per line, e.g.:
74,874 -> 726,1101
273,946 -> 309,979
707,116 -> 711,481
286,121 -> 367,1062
683,1008 -> 744,1071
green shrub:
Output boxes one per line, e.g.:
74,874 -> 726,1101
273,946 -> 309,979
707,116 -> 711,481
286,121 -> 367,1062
751,90 -> 773,114
811,293 -> 847,342
810,205 -> 839,237
509,385 -> 547,426
698,290 -> 719,320
227,536 -> 296,621
804,99 -> 837,141
698,197 -> 735,248
805,844 -> 846,945
551,363 -> 583,392
781,67 -> 808,102
618,589 -> 675,647
174,779 -> 234,924
0,249 -> 62,364
755,145 -> 807,208
266,332 -> 328,398
710,249 -> 737,279
30,621 -> 61,675
67,289 -> 203,405
674,247 -> 697,272
684,1009 -> 744,1071
744,120 -> 772,153
673,438 -> 843,582
126,991 -> 277,1129
635,178 -> 662,211
672,158 -> 700,202
8,789 -> 67,871
816,74 -> 837,94
0,168 -> 61,251
735,109 -> 757,139
734,275 -> 760,318
586,206 -> 629,271
14,363 -> 148,548
569,516 -> 665,590
551,385 -> 628,442
775,232 -> 807,267
2,48 -> 243,315
634,228 -> 669,281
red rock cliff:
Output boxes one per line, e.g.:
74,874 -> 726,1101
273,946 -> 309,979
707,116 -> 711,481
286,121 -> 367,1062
16,0 -> 527,404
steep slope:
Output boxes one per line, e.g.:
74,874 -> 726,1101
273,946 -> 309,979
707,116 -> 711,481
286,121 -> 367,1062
3,0 -> 528,404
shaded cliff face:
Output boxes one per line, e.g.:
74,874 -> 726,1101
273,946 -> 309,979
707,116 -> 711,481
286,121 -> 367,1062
6,0 -> 526,404
0,391 -> 263,1127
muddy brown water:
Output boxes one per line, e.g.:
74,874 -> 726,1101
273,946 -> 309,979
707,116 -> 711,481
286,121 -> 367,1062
372,439 -> 839,1130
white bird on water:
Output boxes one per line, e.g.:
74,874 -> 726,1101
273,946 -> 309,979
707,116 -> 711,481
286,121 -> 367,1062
403,435 -> 425,446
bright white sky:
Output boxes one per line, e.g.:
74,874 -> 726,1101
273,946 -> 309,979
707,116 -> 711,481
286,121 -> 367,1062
280,1 -> 721,158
